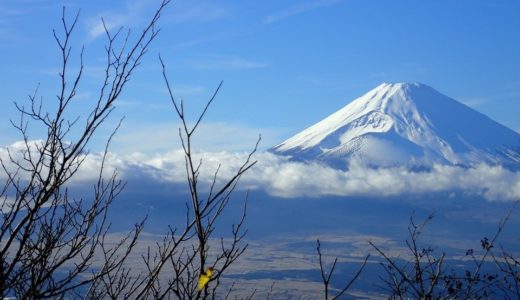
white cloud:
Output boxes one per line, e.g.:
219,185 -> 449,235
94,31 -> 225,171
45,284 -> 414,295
0,140 -> 125,184
238,155 -> 520,200
3,141 -> 520,202
85,0 -> 151,41
91,153 -> 520,201
264,0 -> 344,24
87,14 -> 127,41
458,97 -> 489,108
86,1 -> 228,40
110,121 -> 284,154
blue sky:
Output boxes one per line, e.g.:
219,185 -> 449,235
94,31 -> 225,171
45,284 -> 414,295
1,0 -> 519,153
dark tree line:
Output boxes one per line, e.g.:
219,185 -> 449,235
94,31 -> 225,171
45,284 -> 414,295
313,205 -> 519,299
368,204 -> 520,300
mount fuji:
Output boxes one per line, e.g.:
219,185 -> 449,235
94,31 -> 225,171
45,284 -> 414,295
272,82 -> 520,169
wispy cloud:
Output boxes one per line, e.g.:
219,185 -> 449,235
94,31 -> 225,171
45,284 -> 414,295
263,0 -> 344,24
110,121 -> 283,154
458,97 -> 489,108
85,0 -> 150,41
0,4 -> 32,40
0,7 -> 27,23
190,56 -> 267,70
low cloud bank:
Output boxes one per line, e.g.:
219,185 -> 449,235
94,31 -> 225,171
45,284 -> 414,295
2,141 -> 520,201
142,151 -> 520,201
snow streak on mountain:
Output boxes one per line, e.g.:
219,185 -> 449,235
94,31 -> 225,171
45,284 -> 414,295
273,83 -> 520,169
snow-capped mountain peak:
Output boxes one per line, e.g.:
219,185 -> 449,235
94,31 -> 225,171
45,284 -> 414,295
272,82 -> 520,169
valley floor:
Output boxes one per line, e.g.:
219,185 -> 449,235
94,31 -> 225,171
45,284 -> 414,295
104,191 -> 520,298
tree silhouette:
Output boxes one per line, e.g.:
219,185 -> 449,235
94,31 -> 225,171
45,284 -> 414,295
0,2 -> 170,297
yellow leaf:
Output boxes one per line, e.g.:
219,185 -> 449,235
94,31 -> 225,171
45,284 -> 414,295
197,267 -> 214,291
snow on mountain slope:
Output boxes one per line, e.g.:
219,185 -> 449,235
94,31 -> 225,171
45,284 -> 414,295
272,83 -> 520,169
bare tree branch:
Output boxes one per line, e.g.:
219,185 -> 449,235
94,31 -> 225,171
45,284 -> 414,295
0,1 -> 171,298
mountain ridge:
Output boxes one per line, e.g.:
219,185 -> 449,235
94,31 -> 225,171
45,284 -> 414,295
272,82 -> 520,169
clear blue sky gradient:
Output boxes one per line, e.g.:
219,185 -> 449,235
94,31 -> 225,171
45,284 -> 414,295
1,0 -> 519,152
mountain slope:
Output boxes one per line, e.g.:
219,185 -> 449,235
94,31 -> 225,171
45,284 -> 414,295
272,83 -> 520,169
